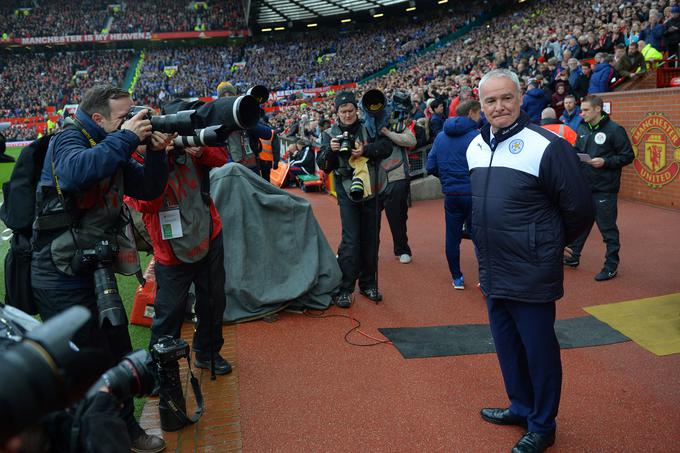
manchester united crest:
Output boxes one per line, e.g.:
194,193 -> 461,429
630,113 -> 680,188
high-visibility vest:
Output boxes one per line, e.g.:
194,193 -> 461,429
541,123 -> 577,145
259,130 -> 275,161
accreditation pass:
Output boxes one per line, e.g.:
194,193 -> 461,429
159,208 -> 183,240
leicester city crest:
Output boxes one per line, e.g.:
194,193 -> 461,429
509,139 -> 524,154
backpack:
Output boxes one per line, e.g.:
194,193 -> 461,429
0,134 -> 53,314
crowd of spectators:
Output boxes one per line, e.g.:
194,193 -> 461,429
131,5 -> 483,107
1,0 -> 678,142
134,47 -> 241,106
108,0 -> 246,33
2,123 -> 39,141
0,0 -> 246,38
0,50 -> 133,118
2,0 -> 112,38
274,0 -> 679,144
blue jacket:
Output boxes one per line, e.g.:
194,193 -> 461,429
426,116 -> 478,195
38,109 -> 168,197
640,23 -> 665,50
466,113 -> 594,303
429,113 -> 445,140
33,108 -> 169,289
588,62 -> 614,94
521,88 -> 549,124
560,107 -> 582,132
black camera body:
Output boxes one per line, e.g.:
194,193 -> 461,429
152,336 -> 196,432
335,131 -> 355,157
71,240 -> 127,328
151,335 -> 190,365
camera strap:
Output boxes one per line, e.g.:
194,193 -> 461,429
159,356 -> 205,426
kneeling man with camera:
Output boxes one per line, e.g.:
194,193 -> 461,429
31,85 -> 171,452
317,91 -> 392,308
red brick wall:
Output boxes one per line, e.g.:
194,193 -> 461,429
599,87 -> 680,210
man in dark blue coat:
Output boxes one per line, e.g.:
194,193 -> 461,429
588,53 -> 615,94
521,81 -> 550,124
467,69 -> 594,453
426,99 -> 480,289
31,85 -> 170,453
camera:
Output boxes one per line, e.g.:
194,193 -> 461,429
387,91 -> 413,133
151,335 -> 203,432
172,125 -> 228,149
71,240 -> 127,328
391,91 -> 412,114
126,106 -> 197,136
335,131 -> 355,157
87,349 -> 156,400
0,306 -> 111,444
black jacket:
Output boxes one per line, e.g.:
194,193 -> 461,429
573,73 -> 591,101
467,113 -> 594,303
575,114 -> 634,194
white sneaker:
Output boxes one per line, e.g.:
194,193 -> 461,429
399,254 -> 412,264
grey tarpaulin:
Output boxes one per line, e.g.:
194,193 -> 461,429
210,163 -> 340,322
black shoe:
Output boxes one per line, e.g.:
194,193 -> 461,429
334,292 -> 353,308
359,287 -> 383,302
594,268 -> 617,281
563,257 -> 580,268
511,431 -> 556,453
131,432 -> 166,453
480,408 -> 527,427
194,354 -> 232,375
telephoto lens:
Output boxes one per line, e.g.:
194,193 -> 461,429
87,349 -> 156,400
173,125 -> 228,149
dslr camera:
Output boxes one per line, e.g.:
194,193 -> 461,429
126,106 -> 197,136
71,240 -> 127,328
0,306 -> 155,445
335,131 -> 356,157
151,335 -> 203,432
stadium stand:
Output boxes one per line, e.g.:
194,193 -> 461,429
1,0 -> 678,141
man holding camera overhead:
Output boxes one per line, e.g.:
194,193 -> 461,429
31,85 -> 169,453
126,138 -> 232,376
377,91 -> 417,264
317,91 -> 392,308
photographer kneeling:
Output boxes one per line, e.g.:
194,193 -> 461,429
31,85 -> 170,453
317,91 -> 392,308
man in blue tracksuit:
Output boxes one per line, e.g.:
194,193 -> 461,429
467,70 -> 594,453
426,99 -> 480,289
31,85 -> 170,453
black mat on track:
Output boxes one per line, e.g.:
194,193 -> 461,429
379,316 -> 629,359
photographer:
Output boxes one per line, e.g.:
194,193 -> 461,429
316,91 -> 392,308
215,82 -> 274,178
30,85 -> 170,453
378,92 -> 417,264
126,142 -> 232,375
